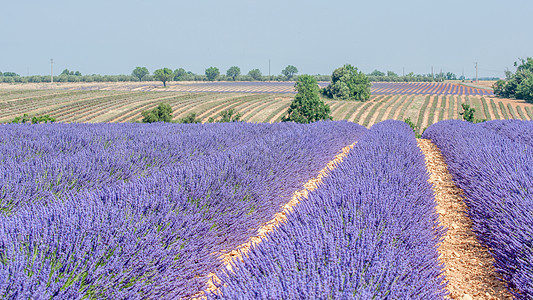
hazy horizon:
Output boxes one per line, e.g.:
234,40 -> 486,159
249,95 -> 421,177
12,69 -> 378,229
1,0 -> 532,78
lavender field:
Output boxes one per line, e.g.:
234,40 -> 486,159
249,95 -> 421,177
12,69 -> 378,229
1,120 -> 532,299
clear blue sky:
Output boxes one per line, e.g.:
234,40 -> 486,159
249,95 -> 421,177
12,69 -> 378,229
1,0 -> 532,78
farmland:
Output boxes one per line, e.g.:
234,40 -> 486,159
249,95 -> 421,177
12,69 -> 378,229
1,81 -> 532,299
2,119 -> 532,299
1,85 -> 531,135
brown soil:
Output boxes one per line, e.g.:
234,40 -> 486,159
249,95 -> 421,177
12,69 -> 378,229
417,139 -> 512,300
191,142 -> 357,299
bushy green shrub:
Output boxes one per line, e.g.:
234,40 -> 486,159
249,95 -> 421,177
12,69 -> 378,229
141,103 -> 173,123
493,58 -> 533,103
322,64 -> 371,101
178,112 -> 201,124
282,75 -> 332,123
10,114 -> 56,124
208,109 -> 241,123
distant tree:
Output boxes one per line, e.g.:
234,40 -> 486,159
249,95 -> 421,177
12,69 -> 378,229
141,103 -> 173,123
205,67 -> 220,81
248,69 -> 262,81
3,72 -> 19,77
174,68 -> 187,81
281,65 -> 298,80
370,70 -> 385,76
208,108 -> 241,123
322,64 -> 371,101
60,69 -> 81,76
132,67 -> 149,81
445,72 -> 457,80
153,68 -> 174,87
178,112 -> 201,123
387,71 -> 398,77
282,75 -> 332,123
226,66 -> 241,81
494,58 -> 533,102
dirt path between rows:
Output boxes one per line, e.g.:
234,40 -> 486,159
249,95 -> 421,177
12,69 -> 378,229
190,142 -> 357,299
417,139 -> 512,300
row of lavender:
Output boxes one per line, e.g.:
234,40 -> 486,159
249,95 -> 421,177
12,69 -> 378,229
208,121 -> 447,299
423,120 -> 533,299
0,121 -> 367,299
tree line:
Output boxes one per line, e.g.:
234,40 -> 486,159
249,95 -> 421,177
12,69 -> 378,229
143,64 -> 372,125
493,57 -> 533,102
135,65 -> 301,87
1,66 -> 461,84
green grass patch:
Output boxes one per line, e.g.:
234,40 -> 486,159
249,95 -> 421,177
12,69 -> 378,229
362,100 -> 385,127
525,106 -> 533,120
387,95 -> 407,120
438,95 -> 447,121
507,103 -> 518,119
448,96 -> 456,119
499,102 -> 510,119
480,97 -> 491,120
516,106 -> 527,120
490,99 -> 501,119
415,96 -> 431,132
397,96 -> 415,120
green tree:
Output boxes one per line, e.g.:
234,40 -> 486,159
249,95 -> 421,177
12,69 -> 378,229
174,68 -> 186,81
205,67 -> 220,81
493,57 -> 533,102
322,64 -> 371,101
207,108 -> 241,123
178,112 -> 201,124
248,69 -> 262,81
132,67 -> 149,81
141,103 -> 173,123
153,68 -> 174,87
226,66 -> 241,81
370,70 -> 385,76
282,75 -> 332,123
2,72 -> 18,77
460,103 -> 475,122
281,65 -> 298,80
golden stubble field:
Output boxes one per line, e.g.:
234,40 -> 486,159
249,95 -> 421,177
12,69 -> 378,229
1,82 -> 531,134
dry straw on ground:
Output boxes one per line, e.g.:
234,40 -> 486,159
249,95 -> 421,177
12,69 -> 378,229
417,139 -> 512,300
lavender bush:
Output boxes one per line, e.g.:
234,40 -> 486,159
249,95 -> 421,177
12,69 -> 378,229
423,120 -> 533,299
480,119 -> 533,147
0,121 -> 367,299
209,120 -> 446,299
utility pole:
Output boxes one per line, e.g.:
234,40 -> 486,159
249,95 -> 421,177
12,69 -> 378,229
475,62 -> 478,83
50,59 -> 54,83
402,67 -> 405,77
269,59 -> 271,78
431,66 -> 434,79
